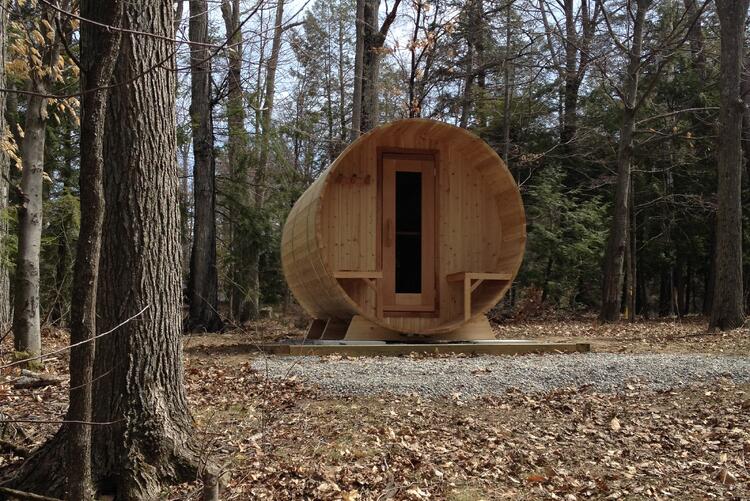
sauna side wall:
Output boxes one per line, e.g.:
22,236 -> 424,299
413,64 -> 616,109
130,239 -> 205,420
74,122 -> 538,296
281,174 -> 355,320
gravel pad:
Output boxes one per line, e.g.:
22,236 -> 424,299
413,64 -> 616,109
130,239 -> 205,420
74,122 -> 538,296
251,353 -> 750,398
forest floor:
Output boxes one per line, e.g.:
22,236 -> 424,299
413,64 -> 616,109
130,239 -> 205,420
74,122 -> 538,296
1,316 -> 749,500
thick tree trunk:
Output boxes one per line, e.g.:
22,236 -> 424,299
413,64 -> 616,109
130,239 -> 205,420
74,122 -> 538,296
599,0 -> 647,323
6,1 -> 213,499
0,0 -> 11,331
186,0 -> 222,332
92,0 -> 211,494
711,0 -> 748,330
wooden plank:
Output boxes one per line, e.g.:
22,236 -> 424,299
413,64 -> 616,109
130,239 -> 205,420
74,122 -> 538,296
470,278 -> 484,293
463,275 -> 471,321
447,272 -> 512,282
332,271 -> 383,279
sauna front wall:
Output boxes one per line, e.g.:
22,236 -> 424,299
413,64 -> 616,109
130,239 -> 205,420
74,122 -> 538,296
281,119 -> 526,335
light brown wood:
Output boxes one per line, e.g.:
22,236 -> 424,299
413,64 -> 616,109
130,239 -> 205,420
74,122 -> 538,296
333,271 -> 383,279
281,118 -> 526,338
341,314 -> 494,341
446,272 -> 513,282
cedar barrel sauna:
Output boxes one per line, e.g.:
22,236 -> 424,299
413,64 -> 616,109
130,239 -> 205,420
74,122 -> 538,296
281,118 -> 526,341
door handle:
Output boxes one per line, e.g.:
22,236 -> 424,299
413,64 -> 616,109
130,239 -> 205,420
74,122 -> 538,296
385,219 -> 392,247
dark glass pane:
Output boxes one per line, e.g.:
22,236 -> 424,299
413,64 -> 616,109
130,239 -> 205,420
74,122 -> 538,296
396,172 -> 421,233
395,171 -> 422,293
396,235 -> 421,293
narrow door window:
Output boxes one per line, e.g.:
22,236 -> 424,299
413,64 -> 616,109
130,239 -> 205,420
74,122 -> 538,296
380,153 -> 436,313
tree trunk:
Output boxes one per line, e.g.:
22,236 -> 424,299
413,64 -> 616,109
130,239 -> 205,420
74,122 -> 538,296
351,0 -> 365,139
560,0 -> 579,150
626,182 -> 636,322
13,3 -> 62,358
0,0 -> 10,331
221,0 -> 254,322
13,94 -> 48,359
599,0 -> 647,323
66,2 -> 124,498
459,0 -> 483,128
359,0 -> 401,133
93,0 -> 212,493
48,232 -> 68,326
501,1 -> 513,166
7,1 -> 214,498
711,0 -> 748,330
186,0 -> 222,333
360,0 -> 381,132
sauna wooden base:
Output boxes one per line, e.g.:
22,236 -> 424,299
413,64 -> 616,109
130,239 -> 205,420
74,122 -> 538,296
257,340 -> 591,357
306,314 -> 495,342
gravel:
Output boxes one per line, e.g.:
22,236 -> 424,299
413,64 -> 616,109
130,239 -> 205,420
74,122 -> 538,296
251,353 -> 750,398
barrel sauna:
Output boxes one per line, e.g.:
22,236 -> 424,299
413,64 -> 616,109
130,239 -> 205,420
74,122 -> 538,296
281,118 -> 526,341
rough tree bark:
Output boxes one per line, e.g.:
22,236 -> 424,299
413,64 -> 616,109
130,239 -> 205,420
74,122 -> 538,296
0,0 -> 11,331
599,0 -> 647,323
66,1 -> 124,498
5,0 -> 216,497
92,0 -> 214,492
711,0 -> 748,331
186,0 -> 223,333
13,6 -> 60,359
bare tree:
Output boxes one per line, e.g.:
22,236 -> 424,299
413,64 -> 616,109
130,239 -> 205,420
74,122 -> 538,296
186,0 -> 223,332
355,0 -> 402,134
0,0 -> 11,331
598,0 -> 703,322
711,0 -> 749,330
539,0 -> 600,152
221,0 -> 254,321
13,2 -> 61,359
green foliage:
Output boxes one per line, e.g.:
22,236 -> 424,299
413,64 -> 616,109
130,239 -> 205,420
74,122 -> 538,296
521,167 -> 608,308
40,189 -> 79,325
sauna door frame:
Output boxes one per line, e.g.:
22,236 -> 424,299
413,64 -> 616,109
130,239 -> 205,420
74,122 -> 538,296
377,147 -> 439,316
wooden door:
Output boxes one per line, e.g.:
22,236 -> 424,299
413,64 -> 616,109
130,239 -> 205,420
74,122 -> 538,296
380,152 -> 437,313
